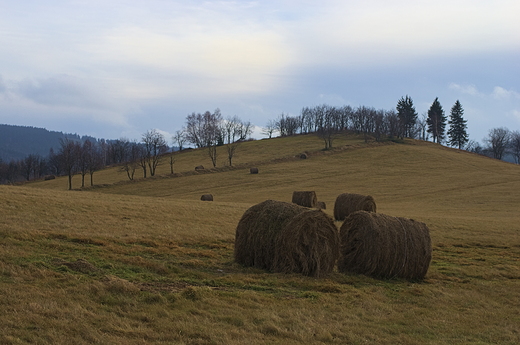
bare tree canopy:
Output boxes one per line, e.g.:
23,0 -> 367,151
142,129 -> 168,176
484,127 -> 510,160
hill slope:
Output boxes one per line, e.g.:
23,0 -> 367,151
0,123 -> 97,161
3,135 -> 520,344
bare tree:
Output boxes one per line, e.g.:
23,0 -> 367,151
173,129 -> 187,151
484,127 -> 510,160
121,141 -> 141,180
509,130 -> 520,164
142,129 -> 168,176
222,116 -> 252,166
416,113 -> 428,141
58,138 -> 80,190
261,119 -> 277,138
315,105 -> 339,149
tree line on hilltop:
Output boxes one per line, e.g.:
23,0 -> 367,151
1,96 -> 519,187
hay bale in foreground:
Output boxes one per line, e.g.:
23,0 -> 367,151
316,201 -> 326,210
234,200 -> 340,277
292,191 -> 317,208
334,193 -> 376,221
250,167 -> 259,174
338,211 -> 432,280
200,194 -> 213,201
195,165 -> 205,171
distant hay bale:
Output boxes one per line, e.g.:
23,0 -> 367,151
195,165 -> 205,171
316,201 -> 326,210
338,211 -> 432,280
44,175 -> 56,180
250,167 -> 259,174
299,153 -> 308,159
234,200 -> 340,277
292,191 -> 317,208
334,193 -> 376,221
200,194 -> 213,201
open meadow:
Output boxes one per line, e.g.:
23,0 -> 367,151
1,134 -> 520,344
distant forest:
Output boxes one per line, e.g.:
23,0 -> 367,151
0,124 -> 98,162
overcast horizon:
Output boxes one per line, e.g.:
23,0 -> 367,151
1,1 -> 519,144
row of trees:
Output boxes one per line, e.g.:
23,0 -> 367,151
261,97 -> 470,151
174,109 -> 253,167
2,98 -> 518,187
0,110 -> 254,188
469,127 -> 520,163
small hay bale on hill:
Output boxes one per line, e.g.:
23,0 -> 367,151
250,167 -> 259,174
292,191 -> 317,208
316,201 -> 326,210
334,193 -> 376,221
338,211 -> 432,280
200,194 -> 213,201
195,165 -> 205,171
234,200 -> 340,277
44,175 -> 56,180
299,153 -> 308,159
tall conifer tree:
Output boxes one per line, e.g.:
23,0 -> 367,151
447,100 -> 469,149
427,97 -> 447,143
396,95 -> 418,138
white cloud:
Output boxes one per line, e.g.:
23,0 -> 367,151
448,83 -> 484,97
492,86 -> 520,100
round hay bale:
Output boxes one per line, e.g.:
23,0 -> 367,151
299,153 -> 308,159
250,167 -> 259,174
338,211 -> 432,280
292,191 -> 317,208
333,193 -> 376,221
195,165 -> 205,171
234,200 -> 339,277
316,201 -> 326,210
200,194 -> 213,201
44,175 -> 56,180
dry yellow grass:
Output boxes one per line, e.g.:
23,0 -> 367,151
2,134 -> 520,344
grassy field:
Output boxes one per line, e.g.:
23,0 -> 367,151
2,134 -> 520,344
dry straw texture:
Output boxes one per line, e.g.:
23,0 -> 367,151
334,193 -> 376,221
234,200 -> 340,277
316,201 -> 326,210
292,191 -> 317,208
338,211 -> 432,280
200,194 -> 213,201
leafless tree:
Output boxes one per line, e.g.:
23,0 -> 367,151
121,141 -> 141,180
58,138 -> 80,190
509,130 -> 520,164
484,127 -> 510,160
142,129 -> 168,176
173,129 -> 187,151
222,116 -> 253,166
276,113 -> 299,137
261,119 -> 277,138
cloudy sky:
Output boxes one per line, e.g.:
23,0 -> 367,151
0,0 -> 519,144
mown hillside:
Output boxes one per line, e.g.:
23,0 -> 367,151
2,134 -> 520,344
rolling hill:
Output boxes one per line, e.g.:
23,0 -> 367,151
2,134 -> 519,344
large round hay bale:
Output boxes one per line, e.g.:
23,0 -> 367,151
234,200 -> 340,277
195,165 -> 205,171
250,167 -> 259,174
338,211 -> 432,280
292,191 -> 317,208
200,194 -> 213,201
333,193 -> 376,221
316,201 -> 326,210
